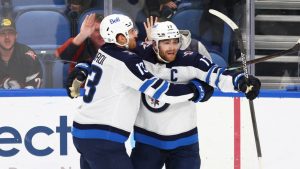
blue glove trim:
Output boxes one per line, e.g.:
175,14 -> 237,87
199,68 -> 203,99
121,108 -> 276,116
190,80 -> 205,102
205,66 -> 217,84
75,63 -> 91,73
234,73 -> 244,89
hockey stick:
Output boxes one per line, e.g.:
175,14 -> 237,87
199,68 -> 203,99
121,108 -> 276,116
209,9 -> 263,168
229,38 -> 300,70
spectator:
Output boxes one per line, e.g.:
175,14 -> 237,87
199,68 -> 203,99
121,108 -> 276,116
0,17 -> 42,89
65,0 -> 93,17
64,0 -> 94,36
55,13 -> 104,85
136,0 -> 179,41
141,0 -> 181,20
1,0 -> 13,18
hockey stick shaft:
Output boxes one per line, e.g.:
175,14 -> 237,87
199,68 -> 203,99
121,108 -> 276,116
209,9 -> 263,162
229,40 -> 300,70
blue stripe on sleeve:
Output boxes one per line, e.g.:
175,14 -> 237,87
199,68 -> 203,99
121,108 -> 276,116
75,63 -> 91,71
215,68 -> 226,90
205,66 -> 217,84
152,81 -> 169,99
139,78 -> 157,93
72,127 -> 128,143
134,132 -> 199,150
234,73 -> 244,88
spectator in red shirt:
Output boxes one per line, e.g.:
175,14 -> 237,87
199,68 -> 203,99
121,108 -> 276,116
55,13 -> 104,74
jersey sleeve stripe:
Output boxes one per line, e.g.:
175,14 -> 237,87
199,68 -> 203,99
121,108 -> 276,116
205,65 -> 217,84
215,67 -> 226,90
152,80 -> 169,99
139,77 -> 158,93
234,73 -> 244,88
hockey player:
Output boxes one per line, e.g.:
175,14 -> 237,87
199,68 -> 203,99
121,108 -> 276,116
66,14 -> 215,169
130,20 -> 261,169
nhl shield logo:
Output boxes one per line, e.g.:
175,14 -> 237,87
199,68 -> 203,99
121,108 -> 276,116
141,94 -> 170,113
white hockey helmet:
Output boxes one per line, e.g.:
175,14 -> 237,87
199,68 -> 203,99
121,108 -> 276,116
100,14 -> 134,47
151,21 -> 181,63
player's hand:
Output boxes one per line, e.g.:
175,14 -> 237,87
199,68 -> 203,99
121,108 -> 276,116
189,79 -> 214,102
144,16 -> 158,42
66,63 -> 90,99
80,13 -> 96,39
237,75 -> 261,100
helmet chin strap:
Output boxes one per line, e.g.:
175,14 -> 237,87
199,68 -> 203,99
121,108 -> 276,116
153,47 -> 170,63
115,33 -> 130,48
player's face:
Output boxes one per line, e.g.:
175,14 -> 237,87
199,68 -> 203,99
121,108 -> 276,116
158,38 -> 180,62
127,28 -> 138,49
0,29 -> 17,51
90,21 -> 105,49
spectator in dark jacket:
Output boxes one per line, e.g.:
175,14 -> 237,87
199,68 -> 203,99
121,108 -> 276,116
0,17 -> 42,89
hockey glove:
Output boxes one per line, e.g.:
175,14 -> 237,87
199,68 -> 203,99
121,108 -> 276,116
236,75 -> 261,101
189,79 -> 214,103
66,63 -> 90,99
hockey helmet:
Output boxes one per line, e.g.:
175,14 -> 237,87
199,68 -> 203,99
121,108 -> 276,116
100,14 -> 134,47
151,21 -> 181,63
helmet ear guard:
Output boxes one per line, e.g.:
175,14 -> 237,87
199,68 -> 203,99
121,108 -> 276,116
99,14 -> 134,47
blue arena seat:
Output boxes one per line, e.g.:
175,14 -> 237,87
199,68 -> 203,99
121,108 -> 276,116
15,10 -> 71,53
12,0 -> 65,6
77,8 -> 104,31
52,61 -> 68,88
171,9 -> 204,40
77,8 -> 127,31
12,0 -> 66,17
172,9 -> 233,64
15,10 -> 71,88
209,50 -> 228,67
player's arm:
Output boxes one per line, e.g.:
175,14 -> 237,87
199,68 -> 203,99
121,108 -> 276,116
123,56 -> 214,103
193,53 -> 261,100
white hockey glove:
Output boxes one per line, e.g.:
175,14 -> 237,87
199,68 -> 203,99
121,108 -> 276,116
66,63 -> 90,98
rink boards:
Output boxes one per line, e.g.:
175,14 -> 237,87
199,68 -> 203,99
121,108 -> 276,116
0,89 -> 300,169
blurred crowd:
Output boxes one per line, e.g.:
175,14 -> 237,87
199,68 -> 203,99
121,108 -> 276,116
0,0 -> 244,89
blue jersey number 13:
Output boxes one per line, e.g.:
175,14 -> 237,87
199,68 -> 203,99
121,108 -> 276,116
83,65 -> 102,103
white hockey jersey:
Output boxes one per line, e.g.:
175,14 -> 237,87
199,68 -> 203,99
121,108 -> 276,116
71,44 -> 198,143
133,43 -> 243,149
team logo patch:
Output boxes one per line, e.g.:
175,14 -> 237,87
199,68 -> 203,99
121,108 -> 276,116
25,50 -> 37,60
123,51 -> 134,55
1,19 -> 12,26
183,51 -> 194,56
141,42 -> 151,49
141,94 -> 170,113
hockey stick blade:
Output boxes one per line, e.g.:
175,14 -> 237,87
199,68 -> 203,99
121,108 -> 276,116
209,9 -> 248,77
209,9 -> 239,30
